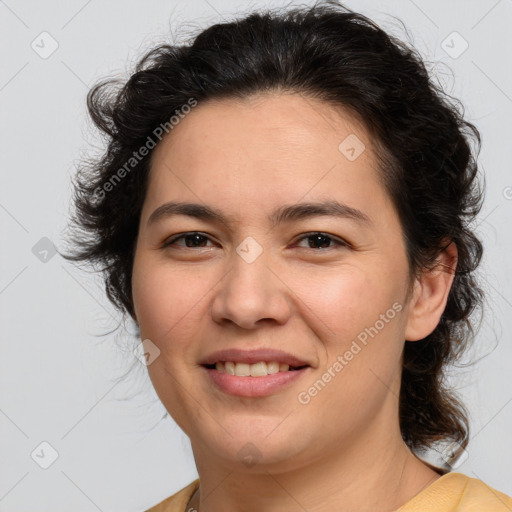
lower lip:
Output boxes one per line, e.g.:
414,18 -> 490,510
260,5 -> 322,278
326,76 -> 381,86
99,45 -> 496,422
202,367 -> 310,397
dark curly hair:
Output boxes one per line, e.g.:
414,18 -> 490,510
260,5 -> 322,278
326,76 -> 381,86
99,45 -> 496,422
61,0 -> 484,459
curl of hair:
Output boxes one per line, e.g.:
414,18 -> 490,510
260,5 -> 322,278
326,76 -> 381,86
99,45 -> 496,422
62,0 -> 484,455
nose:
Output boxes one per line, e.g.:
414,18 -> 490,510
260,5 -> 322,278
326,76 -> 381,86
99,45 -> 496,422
209,243 -> 292,329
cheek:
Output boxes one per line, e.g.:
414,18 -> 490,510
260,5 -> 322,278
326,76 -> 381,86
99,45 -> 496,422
132,255 -> 206,343
286,263 -> 404,342
287,263 -> 407,405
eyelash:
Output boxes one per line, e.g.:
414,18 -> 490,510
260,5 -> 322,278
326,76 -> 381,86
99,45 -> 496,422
161,231 -> 350,251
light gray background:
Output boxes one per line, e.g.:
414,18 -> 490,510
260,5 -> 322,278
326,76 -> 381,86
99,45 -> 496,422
1,0 -> 511,510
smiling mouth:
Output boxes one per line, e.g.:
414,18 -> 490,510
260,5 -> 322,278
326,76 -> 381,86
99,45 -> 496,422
203,361 -> 309,377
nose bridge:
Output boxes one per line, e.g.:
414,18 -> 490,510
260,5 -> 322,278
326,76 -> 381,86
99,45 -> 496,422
210,235 -> 290,328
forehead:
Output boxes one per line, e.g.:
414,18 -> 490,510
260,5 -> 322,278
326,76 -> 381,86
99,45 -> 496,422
144,92 -> 391,227
152,92 -> 373,167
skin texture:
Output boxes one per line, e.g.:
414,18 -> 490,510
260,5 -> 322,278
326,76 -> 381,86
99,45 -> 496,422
131,92 -> 457,512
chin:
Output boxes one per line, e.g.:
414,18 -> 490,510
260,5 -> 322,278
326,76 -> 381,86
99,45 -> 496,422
192,422 -> 313,472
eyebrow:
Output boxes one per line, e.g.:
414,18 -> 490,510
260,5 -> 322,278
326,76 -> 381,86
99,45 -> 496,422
146,199 -> 372,229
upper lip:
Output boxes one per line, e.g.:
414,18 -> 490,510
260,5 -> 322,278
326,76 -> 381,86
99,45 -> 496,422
200,348 -> 310,367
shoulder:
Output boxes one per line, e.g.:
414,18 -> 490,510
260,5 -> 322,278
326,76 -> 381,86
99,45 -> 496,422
399,472 -> 512,511
459,474 -> 512,510
145,479 -> 200,512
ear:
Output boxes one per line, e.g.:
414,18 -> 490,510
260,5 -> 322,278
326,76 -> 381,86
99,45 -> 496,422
404,241 -> 458,342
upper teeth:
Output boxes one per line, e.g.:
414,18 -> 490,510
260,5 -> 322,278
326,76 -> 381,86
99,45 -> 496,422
215,361 -> 292,377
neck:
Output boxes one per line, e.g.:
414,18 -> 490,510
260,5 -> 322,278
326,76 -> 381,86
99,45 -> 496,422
187,421 -> 440,512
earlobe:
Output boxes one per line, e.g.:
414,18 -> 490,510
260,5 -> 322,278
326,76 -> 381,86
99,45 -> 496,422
404,241 -> 458,342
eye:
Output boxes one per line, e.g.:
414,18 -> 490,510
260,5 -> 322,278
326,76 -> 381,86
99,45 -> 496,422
161,231 -> 349,251
294,232 -> 349,250
162,232 -> 216,249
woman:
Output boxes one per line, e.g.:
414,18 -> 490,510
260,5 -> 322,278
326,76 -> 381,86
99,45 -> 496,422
62,1 -> 512,511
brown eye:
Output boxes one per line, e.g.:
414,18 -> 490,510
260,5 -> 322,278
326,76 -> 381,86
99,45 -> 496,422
295,232 -> 348,250
163,232 -> 215,248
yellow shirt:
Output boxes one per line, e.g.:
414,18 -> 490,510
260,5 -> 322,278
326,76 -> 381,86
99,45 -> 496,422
145,472 -> 512,511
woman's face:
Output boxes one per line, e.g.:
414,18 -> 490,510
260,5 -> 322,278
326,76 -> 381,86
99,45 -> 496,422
132,93 -> 419,471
